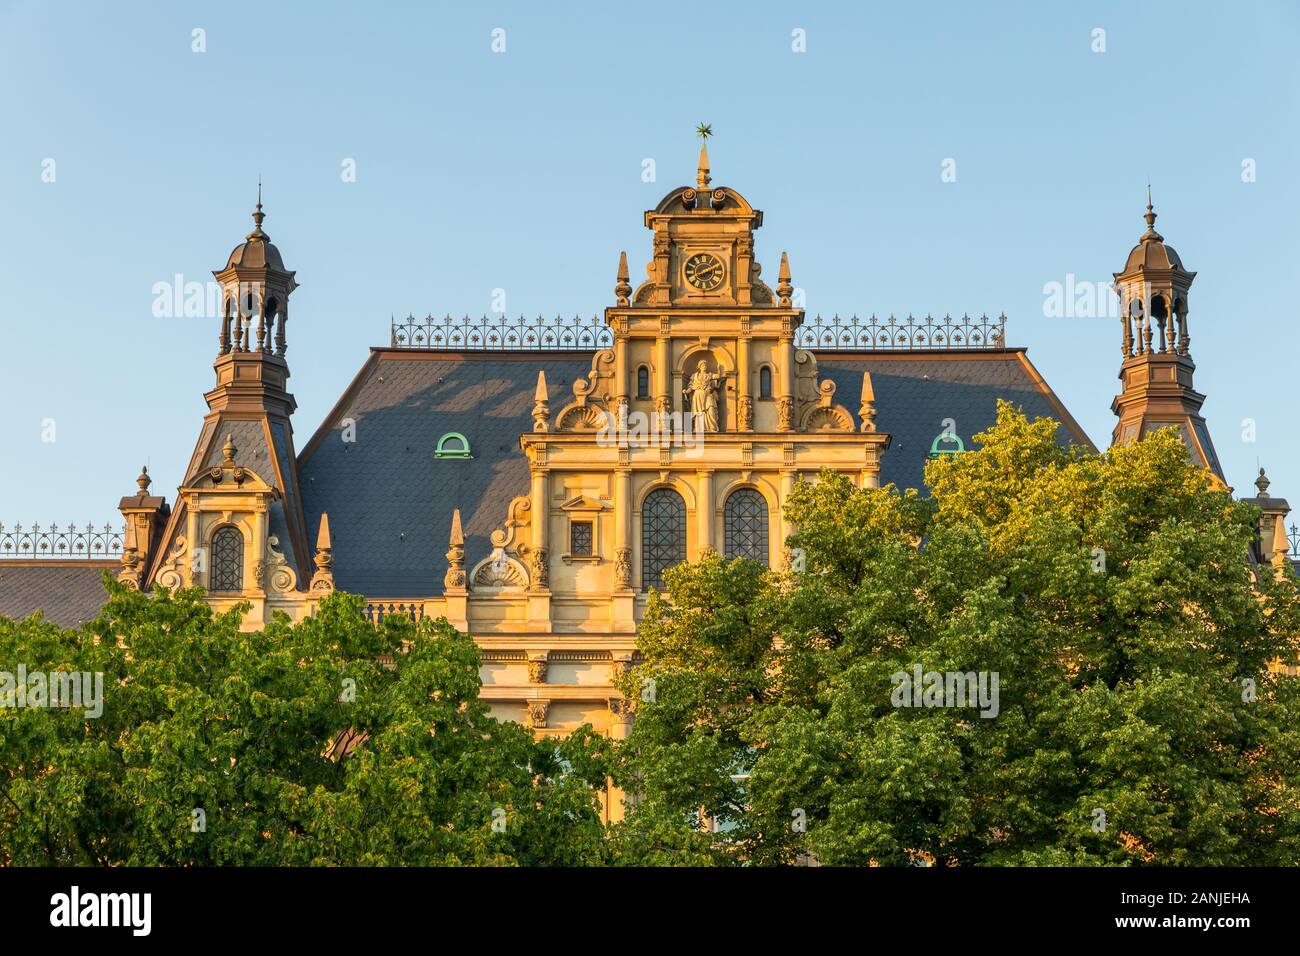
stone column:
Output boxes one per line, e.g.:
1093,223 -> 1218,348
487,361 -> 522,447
252,510 -> 267,594
737,334 -> 753,431
530,468 -> 550,589
777,333 -> 795,431
696,469 -> 714,557
613,469 -> 632,590
779,470 -> 797,564
655,332 -> 671,430
614,330 -> 629,419
605,694 -> 633,823
528,467 -> 552,630
185,506 -> 199,587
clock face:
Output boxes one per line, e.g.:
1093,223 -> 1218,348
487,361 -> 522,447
683,252 -> 725,292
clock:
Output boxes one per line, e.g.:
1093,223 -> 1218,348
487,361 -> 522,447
683,252 -> 725,292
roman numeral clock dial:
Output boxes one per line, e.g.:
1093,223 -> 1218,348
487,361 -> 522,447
683,252 -> 725,292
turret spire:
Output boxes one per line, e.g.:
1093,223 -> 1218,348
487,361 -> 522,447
250,179 -> 267,238
310,513 -> 336,593
615,250 -> 632,305
776,251 -> 793,307
1272,513 -> 1291,576
444,509 -> 467,591
532,370 -> 551,432
1142,182 -> 1161,242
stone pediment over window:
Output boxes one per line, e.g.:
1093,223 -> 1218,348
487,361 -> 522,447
560,495 -> 605,514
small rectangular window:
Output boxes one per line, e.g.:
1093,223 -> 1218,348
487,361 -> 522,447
570,521 -> 593,557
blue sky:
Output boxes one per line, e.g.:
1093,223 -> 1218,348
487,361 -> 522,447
1,0 -> 1297,524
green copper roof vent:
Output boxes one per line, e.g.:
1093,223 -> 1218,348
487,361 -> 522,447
434,432 -> 472,460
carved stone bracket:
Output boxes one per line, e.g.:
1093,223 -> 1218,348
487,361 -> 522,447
527,653 -> 549,684
527,699 -> 550,729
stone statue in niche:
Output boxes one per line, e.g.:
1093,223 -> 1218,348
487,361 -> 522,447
685,359 -> 722,432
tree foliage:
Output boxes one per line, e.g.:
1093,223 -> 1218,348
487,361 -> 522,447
612,402 -> 1300,865
6,403 -> 1299,867
0,585 -> 611,865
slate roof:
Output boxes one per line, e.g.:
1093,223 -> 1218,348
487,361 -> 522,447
297,348 -> 1092,598
151,415 -> 304,582
298,352 -> 594,596
816,352 -> 1094,493
201,419 -> 274,479
0,562 -> 112,628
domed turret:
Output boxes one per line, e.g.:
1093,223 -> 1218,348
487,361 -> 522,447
212,185 -> 297,357
223,199 -> 287,272
1113,191 -> 1196,359
1109,191 -> 1221,481
1120,199 -> 1186,273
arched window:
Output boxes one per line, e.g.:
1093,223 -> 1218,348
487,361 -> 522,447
724,489 -> 768,565
759,365 -> 773,398
636,365 -> 650,399
641,488 -> 686,590
210,526 -> 244,593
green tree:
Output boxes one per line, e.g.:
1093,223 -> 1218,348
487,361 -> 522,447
0,584 -> 611,866
612,402 -> 1300,865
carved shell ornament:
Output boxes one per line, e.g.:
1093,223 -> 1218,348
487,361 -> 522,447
801,405 -> 856,432
557,403 -> 608,431
470,549 -> 529,589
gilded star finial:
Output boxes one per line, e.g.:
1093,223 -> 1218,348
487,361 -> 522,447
695,124 -> 713,190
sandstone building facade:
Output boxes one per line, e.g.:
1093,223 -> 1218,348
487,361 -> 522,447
3,145 -> 1291,742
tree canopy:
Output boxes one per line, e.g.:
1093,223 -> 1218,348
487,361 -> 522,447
612,402 -> 1300,865
0,586 -> 610,865
5,403 -> 1298,866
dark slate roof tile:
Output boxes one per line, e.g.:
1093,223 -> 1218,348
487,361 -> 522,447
816,352 -> 1093,493
0,563 -> 111,628
297,349 -> 1087,598
298,354 -> 590,597
203,419 -> 275,486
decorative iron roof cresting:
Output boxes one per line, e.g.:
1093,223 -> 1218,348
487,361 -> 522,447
392,314 -> 614,351
390,312 -> 1007,352
794,313 -> 1007,351
0,523 -> 124,560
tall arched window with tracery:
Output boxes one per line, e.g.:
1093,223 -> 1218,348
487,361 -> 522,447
210,526 -> 244,593
724,488 -> 768,565
641,488 -> 686,590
